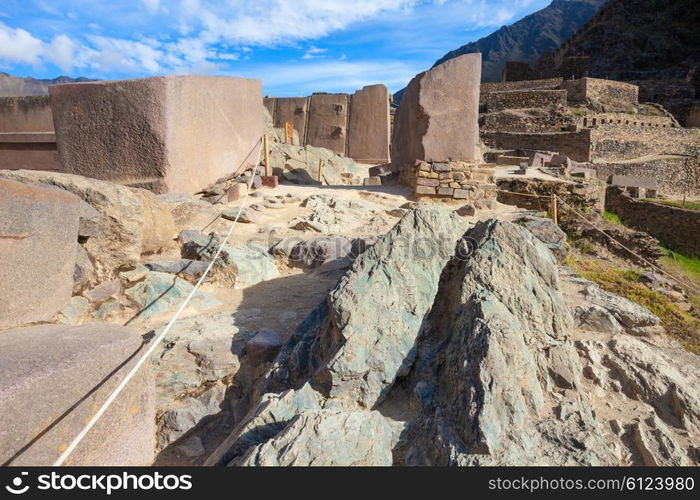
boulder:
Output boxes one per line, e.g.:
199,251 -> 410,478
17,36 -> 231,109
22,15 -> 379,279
0,324 -> 155,465
288,236 -> 352,268
0,170 -> 177,280
515,214 -> 568,262
144,259 -> 209,280
400,220 -> 611,465
124,271 -> 221,321
245,328 -> 285,364
270,205 -> 468,407
151,311 -> 256,448
236,410 -> 396,466
0,178 -> 80,329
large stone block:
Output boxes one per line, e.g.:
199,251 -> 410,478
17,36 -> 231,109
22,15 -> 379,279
306,93 -> 349,155
347,84 -> 391,163
0,170 -> 176,280
0,324 -> 155,465
0,178 -> 80,329
392,53 -> 481,173
272,97 -> 309,143
49,76 -> 263,194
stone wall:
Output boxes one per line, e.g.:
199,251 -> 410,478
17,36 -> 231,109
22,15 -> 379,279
481,130 -> 593,162
0,95 -> 59,171
593,156 -> 699,197
264,84 -> 391,163
404,160 -> 496,202
561,77 -> 638,111
580,112 -> 676,129
485,89 -> 567,111
589,125 -> 700,161
481,109 -> 577,134
605,186 -> 700,257
50,75 -> 263,194
480,78 -> 563,105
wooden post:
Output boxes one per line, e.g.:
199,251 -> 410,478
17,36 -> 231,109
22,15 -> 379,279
551,194 -> 558,225
263,134 -> 270,177
284,121 -> 293,144
317,159 -> 323,184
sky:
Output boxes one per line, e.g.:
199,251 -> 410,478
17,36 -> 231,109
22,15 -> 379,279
0,0 -> 551,96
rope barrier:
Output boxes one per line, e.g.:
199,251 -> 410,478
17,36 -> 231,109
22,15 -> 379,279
52,138 -> 263,466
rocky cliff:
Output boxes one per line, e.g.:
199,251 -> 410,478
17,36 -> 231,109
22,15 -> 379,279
394,0 -> 606,103
0,72 -> 93,97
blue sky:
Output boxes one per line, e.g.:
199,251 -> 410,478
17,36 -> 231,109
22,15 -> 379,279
0,0 -> 551,96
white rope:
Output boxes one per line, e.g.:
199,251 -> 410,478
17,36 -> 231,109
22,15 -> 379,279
53,140 -> 263,466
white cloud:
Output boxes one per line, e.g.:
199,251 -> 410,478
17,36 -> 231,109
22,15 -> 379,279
0,23 -> 45,65
302,46 -> 328,60
46,34 -> 77,72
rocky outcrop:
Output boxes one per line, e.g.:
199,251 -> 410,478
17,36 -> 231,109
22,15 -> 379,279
207,207 -> 633,466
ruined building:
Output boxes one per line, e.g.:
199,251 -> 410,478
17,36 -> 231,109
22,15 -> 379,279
263,84 -> 391,164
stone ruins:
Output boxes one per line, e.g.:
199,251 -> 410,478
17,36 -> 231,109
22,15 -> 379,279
0,45 -> 699,469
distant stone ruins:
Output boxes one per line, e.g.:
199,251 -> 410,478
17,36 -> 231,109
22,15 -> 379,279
480,76 -> 700,196
264,84 -> 391,164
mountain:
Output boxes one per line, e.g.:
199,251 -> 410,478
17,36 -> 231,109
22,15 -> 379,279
532,0 -> 700,124
393,0 -> 607,103
0,72 -> 94,97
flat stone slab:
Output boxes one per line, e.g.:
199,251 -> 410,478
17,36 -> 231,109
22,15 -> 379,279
610,175 -> 658,190
0,324 -> 155,465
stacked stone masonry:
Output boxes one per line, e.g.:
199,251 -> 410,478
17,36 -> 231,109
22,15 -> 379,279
560,78 -> 638,112
404,160 -> 497,202
605,186 -> 700,257
263,84 -> 391,164
485,89 -> 567,112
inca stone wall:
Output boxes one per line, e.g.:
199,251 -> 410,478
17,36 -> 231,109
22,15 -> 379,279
580,112 -> 676,129
593,156 -> 699,197
392,53 -> 482,178
50,75 -> 263,194
263,84 -> 391,164
0,96 -> 59,171
561,78 -> 638,111
590,125 -> 700,161
480,78 -> 563,106
605,186 -> 700,257
485,89 -> 567,111
481,129 -> 593,162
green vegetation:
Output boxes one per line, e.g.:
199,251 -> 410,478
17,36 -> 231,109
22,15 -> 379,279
602,210 -> 623,225
642,199 -> 700,211
661,249 -> 700,283
566,255 -> 700,356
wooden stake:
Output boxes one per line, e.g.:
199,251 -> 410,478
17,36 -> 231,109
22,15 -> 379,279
317,159 -> 323,184
263,134 -> 270,177
551,194 -> 558,225
284,121 -> 293,144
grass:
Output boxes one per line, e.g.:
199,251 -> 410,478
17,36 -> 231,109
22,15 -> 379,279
642,199 -> 700,211
566,255 -> 700,355
660,249 -> 700,285
602,210 -> 623,225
